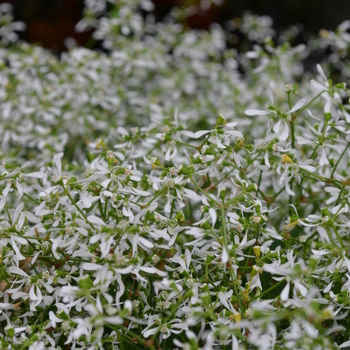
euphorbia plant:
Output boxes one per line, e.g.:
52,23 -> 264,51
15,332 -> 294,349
1,1 -> 350,350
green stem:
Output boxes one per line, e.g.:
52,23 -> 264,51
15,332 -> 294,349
331,143 -> 350,178
251,279 -> 285,301
302,168 -> 343,188
98,199 -> 105,221
335,186 -> 345,207
332,224 -> 345,249
291,118 -> 295,149
175,140 -> 197,149
295,91 -> 324,116
273,187 -> 285,201
23,192 -> 39,204
4,203 -> 12,225
142,187 -> 166,208
324,226 -> 340,249
190,176 -> 219,205
288,93 -> 296,149
65,187 -> 94,229
247,150 -> 264,167
220,206 -> 244,317
196,135 -> 211,150
0,187 -> 12,225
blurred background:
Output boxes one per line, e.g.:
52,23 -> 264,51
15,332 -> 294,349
2,0 -> 350,53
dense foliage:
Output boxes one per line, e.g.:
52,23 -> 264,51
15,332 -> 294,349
2,1 -> 350,349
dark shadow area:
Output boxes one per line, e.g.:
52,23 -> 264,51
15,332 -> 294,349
1,0 -> 349,51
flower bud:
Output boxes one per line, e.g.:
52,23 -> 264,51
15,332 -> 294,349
233,312 -> 241,323
5,324 -> 14,338
285,84 -> 293,93
281,154 -> 294,164
219,188 -> 226,200
217,114 -> 227,126
324,112 -> 332,122
246,183 -> 258,192
335,82 -> 347,90
253,245 -> 261,260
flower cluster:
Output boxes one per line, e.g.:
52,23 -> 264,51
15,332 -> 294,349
2,1 -> 350,350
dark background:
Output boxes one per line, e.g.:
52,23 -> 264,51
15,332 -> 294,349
3,0 -> 350,52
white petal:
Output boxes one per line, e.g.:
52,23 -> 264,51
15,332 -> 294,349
222,247 -> 229,263
82,263 -> 104,271
273,119 -> 281,134
80,193 -> 92,208
114,266 -> 133,274
16,179 -> 23,199
298,165 -> 315,172
165,148 -> 172,161
288,99 -> 305,114
307,109 -> 322,121
49,311 -> 63,323
138,236 -> 154,249
87,215 -> 106,226
316,226 -> 330,243
323,281 -> 333,293
8,266 -> 29,277
324,99 -> 331,113
311,79 -> 327,91
319,148 -> 329,166
104,316 -> 124,325
29,285 -> 38,301
244,109 -> 270,116
117,126 -> 129,136
143,327 -> 159,338
267,89 -> 274,105
11,236 -> 26,260
295,281 -> 307,297
209,208 -> 217,227
285,182 -> 295,196
281,281 -> 290,301
340,340 -> 350,348
192,130 -> 211,138
182,188 -> 201,201
279,120 -> 290,141
169,147 -> 177,160
53,154 -> 62,176
317,64 -> 328,81
25,172 -> 46,179
218,291 -> 231,310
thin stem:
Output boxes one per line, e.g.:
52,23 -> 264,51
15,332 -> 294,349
64,187 -> 94,229
247,150 -> 264,167
220,206 -> 244,317
331,143 -> 350,178
302,168 -> 343,188
0,187 -> 12,225
335,186 -> 345,207
190,176 -> 219,205
23,192 -> 39,204
287,93 -> 292,110
98,199 -> 105,221
291,118 -> 295,149
142,187 -> 166,208
273,187 -> 285,200
196,135 -> 210,151
251,280 -> 285,301
174,140 -> 197,149
332,224 -> 345,249
4,203 -> 12,225
145,140 -> 161,158
287,93 -> 296,149
295,91 -> 324,116
324,226 -> 340,249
